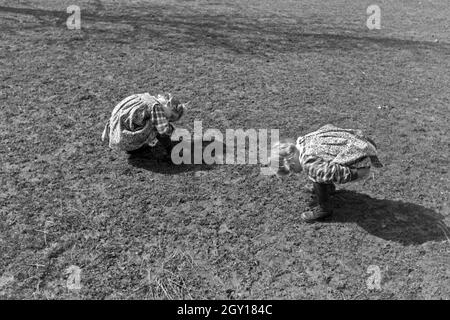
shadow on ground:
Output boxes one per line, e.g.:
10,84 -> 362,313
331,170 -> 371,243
1,5 -> 449,55
331,190 -> 449,245
127,139 -> 226,174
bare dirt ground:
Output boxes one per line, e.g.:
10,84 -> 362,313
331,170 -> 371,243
0,0 -> 449,299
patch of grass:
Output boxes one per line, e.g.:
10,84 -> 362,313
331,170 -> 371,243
1,0 -> 449,299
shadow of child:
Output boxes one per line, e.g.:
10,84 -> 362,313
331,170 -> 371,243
330,190 -> 449,245
127,139 -> 227,175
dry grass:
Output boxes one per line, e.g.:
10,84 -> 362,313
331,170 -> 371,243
0,0 -> 449,299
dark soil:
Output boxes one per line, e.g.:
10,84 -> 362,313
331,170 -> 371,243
0,0 -> 449,299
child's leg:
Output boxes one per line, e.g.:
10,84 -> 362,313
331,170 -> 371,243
327,183 -> 336,194
304,182 -> 336,195
301,182 -> 333,222
156,134 -> 175,161
313,182 -> 327,201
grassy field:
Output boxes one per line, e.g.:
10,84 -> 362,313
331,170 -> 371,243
0,0 -> 449,299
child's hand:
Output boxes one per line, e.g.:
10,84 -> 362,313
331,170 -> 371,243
351,167 -> 370,181
166,95 -> 186,122
357,167 -> 370,179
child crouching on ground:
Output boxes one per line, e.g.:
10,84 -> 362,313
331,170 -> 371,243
269,124 -> 383,222
102,92 -> 186,160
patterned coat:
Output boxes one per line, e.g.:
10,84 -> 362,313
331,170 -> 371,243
101,93 -> 174,151
296,124 -> 383,184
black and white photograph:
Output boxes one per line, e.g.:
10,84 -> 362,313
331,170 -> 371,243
0,0 -> 449,303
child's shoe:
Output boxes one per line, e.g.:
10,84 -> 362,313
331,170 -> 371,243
301,182 -> 333,222
300,204 -> 333,222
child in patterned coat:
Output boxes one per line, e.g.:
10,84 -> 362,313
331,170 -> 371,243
269,124 -> 383,222
102,93 -> 186,159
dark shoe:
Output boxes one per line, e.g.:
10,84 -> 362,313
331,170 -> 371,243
300,205 -> 333,223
